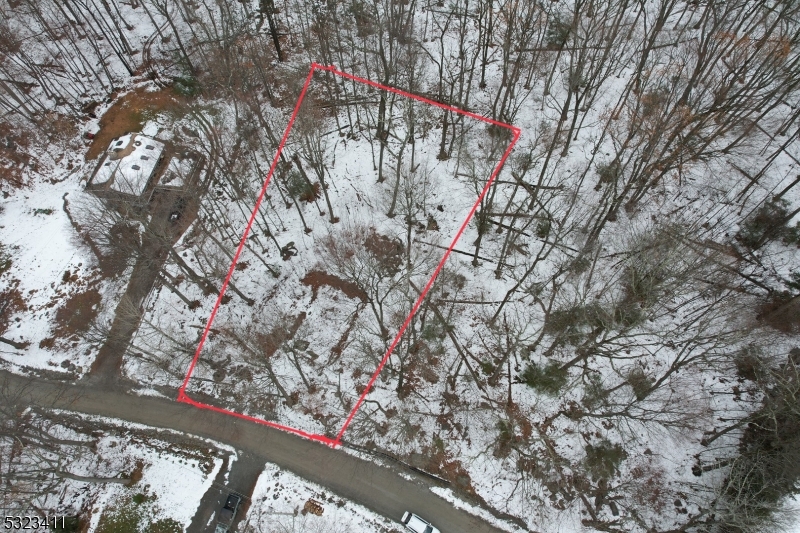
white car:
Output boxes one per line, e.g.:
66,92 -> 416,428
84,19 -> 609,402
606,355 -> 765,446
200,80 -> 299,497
401,511 -> 441,533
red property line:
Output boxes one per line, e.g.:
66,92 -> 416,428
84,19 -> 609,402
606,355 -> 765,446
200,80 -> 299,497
176,66 -> 317,442
314,64 -> 522,135
178,63 -> 520,448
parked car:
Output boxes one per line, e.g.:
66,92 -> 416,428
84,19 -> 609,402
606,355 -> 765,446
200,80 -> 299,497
215,493 -> 242,533
401,511 -> 441,533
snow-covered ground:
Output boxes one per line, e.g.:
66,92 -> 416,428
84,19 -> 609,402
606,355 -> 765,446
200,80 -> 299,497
83,435 -> 222,532
787,497 -> 800,533
164,74 -> 512,439
430,486 -> 526,533
2,0 -> 799,531
241,462 -> 401,533
31,413 -> 226,532
0,158 -> 126,375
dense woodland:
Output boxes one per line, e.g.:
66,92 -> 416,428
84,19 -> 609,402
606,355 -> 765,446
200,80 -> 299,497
2,0 -> 800,531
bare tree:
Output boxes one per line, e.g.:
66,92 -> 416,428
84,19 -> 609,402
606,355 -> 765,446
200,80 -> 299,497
0,378 -> 131,513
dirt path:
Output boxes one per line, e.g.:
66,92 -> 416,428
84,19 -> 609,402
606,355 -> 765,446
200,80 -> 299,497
88,231 -> 169,383
89,188 -> 198,384
1,371 -> 518,533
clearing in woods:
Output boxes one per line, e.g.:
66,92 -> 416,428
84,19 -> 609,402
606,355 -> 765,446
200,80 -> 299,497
85,87 -> 186,160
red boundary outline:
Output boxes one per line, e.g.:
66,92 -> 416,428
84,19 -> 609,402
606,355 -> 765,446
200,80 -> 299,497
177,63 -> 521,448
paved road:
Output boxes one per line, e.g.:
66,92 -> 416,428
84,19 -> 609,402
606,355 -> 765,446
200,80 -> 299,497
2,371 -> 513,533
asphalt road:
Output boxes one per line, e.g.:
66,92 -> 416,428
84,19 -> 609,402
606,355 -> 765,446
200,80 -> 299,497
2,371 -> 513,533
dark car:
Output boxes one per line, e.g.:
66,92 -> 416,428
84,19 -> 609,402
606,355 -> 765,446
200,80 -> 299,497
215,493 -> 241,533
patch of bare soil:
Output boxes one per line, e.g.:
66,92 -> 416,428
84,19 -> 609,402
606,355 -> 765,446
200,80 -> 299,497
128,459 -> 145,486
364,230 -> 403,275
0,122 -> 33,189
411,444 -> 477,497
757,292 -> 800,333
330,309 -> 362,362
254,312 -> 307,359
0,284 -> 28,345
39,287 -> 102,348
301,270 -> 368,303
86,87 -> 186,160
